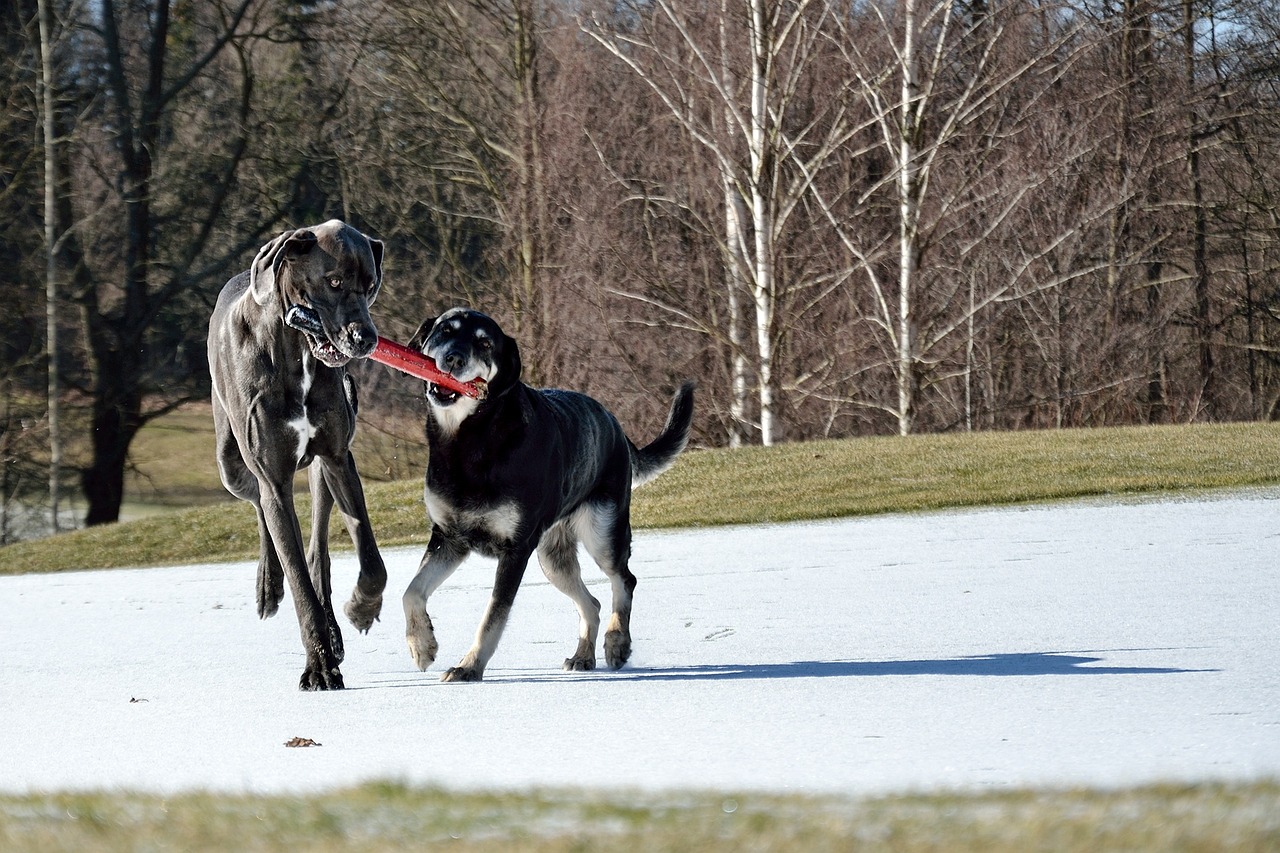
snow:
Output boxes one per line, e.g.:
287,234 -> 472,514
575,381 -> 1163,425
2,489 -> 1277,797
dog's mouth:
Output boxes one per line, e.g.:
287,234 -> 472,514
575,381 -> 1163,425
305,333 -> 352,368
427,383 -> 461,406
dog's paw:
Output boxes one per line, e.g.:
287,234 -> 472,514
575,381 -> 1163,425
604,630 -> 631,670
256,562 -> 284,620
299,664 -> 344,691
564,638 -> 597,672
405,611 -> 438,671
328,615 -> 345,666
344,589 -> 383,634
441,666 -> 483,682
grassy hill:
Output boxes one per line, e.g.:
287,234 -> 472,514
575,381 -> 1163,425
5,418 -> 1280,575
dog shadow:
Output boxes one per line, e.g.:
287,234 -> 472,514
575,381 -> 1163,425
363,649 -> 1215,689
591,650 -> 1216,682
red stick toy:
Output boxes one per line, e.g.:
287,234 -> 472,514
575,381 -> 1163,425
285,305 -> 487,400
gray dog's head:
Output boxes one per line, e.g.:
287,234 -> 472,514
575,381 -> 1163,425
249,220 -> 384,367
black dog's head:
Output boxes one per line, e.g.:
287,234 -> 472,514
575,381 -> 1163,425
250,220 -> 384,367
408,308 -> 521,416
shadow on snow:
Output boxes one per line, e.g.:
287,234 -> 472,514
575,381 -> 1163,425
362,649 -> 1215,688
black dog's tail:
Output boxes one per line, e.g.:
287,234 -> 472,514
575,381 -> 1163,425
632,381 -> 695,488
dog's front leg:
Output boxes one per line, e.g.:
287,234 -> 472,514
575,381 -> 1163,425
403,530 -> 468,671
319,452 -> 387,633
442,547 -> 533,683
306,466 -> 344,665
258,481 -> 344,690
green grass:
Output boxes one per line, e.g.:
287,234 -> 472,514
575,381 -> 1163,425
6,419 -> 1280,575
121,404 -> 427,507
0,781 -> 1275,852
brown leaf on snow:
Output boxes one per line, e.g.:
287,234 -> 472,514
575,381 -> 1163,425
284,736 -> 321,748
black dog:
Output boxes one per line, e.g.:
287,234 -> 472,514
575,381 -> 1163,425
208,220 -> 388,690
401,308 -> 694,681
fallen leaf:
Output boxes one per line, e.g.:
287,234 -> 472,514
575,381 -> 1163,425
284,736 -> 321,748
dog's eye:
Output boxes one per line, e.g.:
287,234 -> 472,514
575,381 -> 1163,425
477,338 -> 493,351
328,277 -> 342,290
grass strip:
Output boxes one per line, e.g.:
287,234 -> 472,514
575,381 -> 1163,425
0,781 -> 1275,852
5,421 -> 1280,575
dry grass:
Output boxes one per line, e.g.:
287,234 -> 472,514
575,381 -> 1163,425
0,781 -> 1275,852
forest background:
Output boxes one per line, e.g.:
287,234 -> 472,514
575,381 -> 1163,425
2,0 -> 1280,532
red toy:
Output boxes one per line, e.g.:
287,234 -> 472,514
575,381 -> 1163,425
285,305 -> 487,399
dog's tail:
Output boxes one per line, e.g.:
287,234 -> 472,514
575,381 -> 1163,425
632,381 -> 695,488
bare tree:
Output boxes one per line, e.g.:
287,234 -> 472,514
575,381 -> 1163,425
54,0 -> 343,524
815,0 -> 1112,434
363,0 -> 557,358
585,0 -> 852,445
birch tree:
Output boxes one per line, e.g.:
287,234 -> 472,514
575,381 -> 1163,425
822,0 -> 1105,434
36,0 -> 61,529
584,0 -> 850,446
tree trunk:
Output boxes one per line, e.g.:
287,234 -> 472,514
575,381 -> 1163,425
896,0 -> 920,437
81,373 -> 142,526
1184,0 -> 1215,419
37,0 -> 61,531
81,0 -> 165,525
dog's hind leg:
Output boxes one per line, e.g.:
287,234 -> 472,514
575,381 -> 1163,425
319,453 -> 386,633
402,530 -> 468,671
443,544 -> 534,682
252,506 -> 286,619
537,519 -> 601,671
214,418 -> 284,619
306,466 -> 344,665
578,500 -> 637,670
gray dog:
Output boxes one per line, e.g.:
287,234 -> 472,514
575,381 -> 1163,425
208,220 -> 388,690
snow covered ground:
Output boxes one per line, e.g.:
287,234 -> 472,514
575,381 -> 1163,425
2,489 -> 1277,797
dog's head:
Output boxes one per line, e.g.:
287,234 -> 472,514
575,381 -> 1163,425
407,309 -> 521,419
249,219 -> 385,367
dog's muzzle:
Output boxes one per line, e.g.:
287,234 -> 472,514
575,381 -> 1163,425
339,324 -> 379,360
425,348 -> 473,406
284,305 -> 375,367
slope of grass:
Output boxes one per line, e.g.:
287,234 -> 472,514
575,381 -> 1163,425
4,420 -> 1280,575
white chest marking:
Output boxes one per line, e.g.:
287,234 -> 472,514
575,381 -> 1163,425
425,486 -> 522,542
290,352 -> 317,463
429,396 -> 480,438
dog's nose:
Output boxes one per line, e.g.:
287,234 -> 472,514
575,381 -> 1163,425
443,350 -> 465,372
346,324 -> 378,357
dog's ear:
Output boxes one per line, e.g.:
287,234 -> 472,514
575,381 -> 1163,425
406,317 -> 437,354
248,228 -> 318,306
366,237 -> 385,306
489,331 -> 523,396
